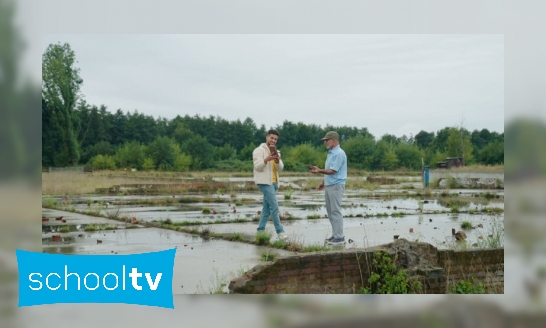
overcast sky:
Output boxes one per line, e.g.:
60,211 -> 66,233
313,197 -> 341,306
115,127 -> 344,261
42,34 -> 503,138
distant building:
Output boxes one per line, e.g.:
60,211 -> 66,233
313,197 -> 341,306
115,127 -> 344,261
436,157 -> 464,169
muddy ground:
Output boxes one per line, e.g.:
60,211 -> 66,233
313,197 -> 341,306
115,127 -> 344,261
42,175 -> 504,294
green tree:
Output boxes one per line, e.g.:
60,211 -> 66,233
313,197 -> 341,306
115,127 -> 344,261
82,141 -> 115,164
181,135 -> 215,170
146,136 -> 180,170
477,140 -> 504,165
215,143 -> 237,161
446,127 -> 474,164
395,143 -> 424,170
173,154 -> 192,171
238,142 -> 257,161
414,130 -> 434,149
341,135 -> 375,170
283,143 -> 324,171
142,157 -> 155,171
90,154 -> 116,170
382,147 -> 399,170
115,141 -> 145,169
42,42 -> 83,165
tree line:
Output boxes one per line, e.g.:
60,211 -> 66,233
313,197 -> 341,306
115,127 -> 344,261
42,43 -> 504,172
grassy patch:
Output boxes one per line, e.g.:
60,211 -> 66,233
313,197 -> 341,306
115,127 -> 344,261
255,231 -> 272,245
260,251 -> 277,261
449,278 -> 486,294
461,221 -> 473,229
303,244 -> 330,252
59,226 -> 70,233
230,233 -> 244,241
84,225 -> 98,232
270,240 -> 287,249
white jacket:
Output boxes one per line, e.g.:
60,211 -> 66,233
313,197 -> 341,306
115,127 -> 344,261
253,143 -> 284,185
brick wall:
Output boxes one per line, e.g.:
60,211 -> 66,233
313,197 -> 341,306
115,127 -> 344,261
229,239 -> 504,294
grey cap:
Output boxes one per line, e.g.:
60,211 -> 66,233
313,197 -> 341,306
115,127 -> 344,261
321,131 -> 339,140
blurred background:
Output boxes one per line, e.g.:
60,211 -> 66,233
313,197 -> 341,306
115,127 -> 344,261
1,0 -> 546,327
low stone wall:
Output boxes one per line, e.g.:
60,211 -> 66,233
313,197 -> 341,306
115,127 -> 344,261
229,239 -> 504,294
429,171 -> 504,189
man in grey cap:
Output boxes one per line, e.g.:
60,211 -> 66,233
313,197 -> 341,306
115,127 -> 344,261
309,131 -> 348,245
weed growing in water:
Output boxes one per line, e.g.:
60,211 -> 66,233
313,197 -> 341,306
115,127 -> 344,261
461,221 -> 473,229
284,191 -> 293,200
477,217 -> 504,248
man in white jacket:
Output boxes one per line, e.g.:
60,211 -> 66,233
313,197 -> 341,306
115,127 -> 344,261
252,129 -> 289,241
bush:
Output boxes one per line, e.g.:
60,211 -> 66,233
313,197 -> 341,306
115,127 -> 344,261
449,278 -> 486,294
358,251 -> 422,294
173,154 -> 192,172
141,157 -> 155,171
90,154 -> 117,170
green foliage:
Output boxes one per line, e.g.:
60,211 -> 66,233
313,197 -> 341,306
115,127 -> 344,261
341,134 -> 375,170
303,244 -> 330,252
358,251 -> 422,294
395,143 -> 424,170
446,127 -> 474,164
284,191 -> 293,200
173,153 -> 192,172
428,150 -> 448,167
237,142 -> 256,161
115,141 -> 145,169
260,251 -> 276,261
214,159 -> 253,172
449,278 -> 486,294
141,157 -> 155,171
283,143 -> 325,172
381,147 -> 399,171
90,154 -> 116,170
414,130 -> 435,149
146,136 -> 179,170
215,143 -> 237,161
230,233 -> 244,241
59,226 -> 70,233
42,42 -> 83,166
42,198 -> 58,208
181,134 -> 215,169
84,225 -> 98,232
461,221 -> 472,229
255,231 -> 272,245
270,240 -> 287,249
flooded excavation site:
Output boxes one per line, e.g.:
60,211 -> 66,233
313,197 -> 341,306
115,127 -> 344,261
42,172 -> 504,294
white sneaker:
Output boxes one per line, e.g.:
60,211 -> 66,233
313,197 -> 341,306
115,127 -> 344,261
278,233 -> 289,241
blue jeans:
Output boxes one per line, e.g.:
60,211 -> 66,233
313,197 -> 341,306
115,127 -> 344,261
257,183 -> 285,234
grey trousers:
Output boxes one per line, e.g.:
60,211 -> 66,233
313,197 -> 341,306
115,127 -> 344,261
325,184 -> 345,239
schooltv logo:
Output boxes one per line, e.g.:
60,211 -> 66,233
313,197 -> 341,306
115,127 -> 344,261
16,248 -> 176,308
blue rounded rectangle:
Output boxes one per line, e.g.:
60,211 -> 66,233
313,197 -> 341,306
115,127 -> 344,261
16,248 -> 176,309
